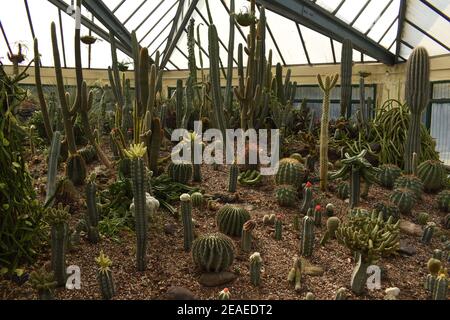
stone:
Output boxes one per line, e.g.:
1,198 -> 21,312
164,223 -> 177,235
398,240 -> 417,256
165,286 -> 196,300
399,220 -> 423,237
198,272 -> 237,287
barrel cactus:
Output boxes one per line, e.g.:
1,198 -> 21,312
275,185 -> 297,207
378,164 -> 402,189
168,161 -> 193,184
191,192 -> 204,208
390,188 -> 416,215
192,233 -> 235,272
336,181 -> 350,200
95,251 -> 116,300
216,205 -> 251,237
394,175 -> 424,200
275,158 -> 305,187
417,212 -> 429,226
417,160 -> 445,193
373,201 -> 401,222
437,190 -> 450,212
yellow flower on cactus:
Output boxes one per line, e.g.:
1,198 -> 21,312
95,251 -> 112,274
124,143 -> 147,159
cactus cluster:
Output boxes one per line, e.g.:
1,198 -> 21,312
263,214 -> 276,226
275,158 -> 306,187
29,268 -> 57,300
336,181 -> 350,200
168,161 -> 193,184
378,164 -> 402,189
192,233 -> 235,272
95,251 -> 116,300
437,190 -> 450,212
216,205 -> 251,237
275,185 -> 297,207
238,170 -> 262,186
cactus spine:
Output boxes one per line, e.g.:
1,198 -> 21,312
95,251 -> 116,300
228,162 -> 239,193
180,194 -> 194,252
417,160 -> 445,193
404,47 -> 430,173
249,252 -> 262,286
318,74 -> 339,191
216,205 -> 251,237
191,192 -> 204,208
301,216 -> 315,257
85,175 -> 100,243
340,39 -> 353,118
125,143 -> 148,271
45,131 -> 61,205
241,220 -> 256,253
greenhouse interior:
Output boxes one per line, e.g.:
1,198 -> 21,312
0,0 -> 449,302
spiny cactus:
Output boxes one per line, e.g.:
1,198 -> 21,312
216,205 -> 251,237
417,212 -> 429,226
95,251 -> 116,300
191,192 -> 204,208
238,170 -> 262,187
275,185 -> 297,207
417,160 -> 445,193
305,292 -> 315,300
124,143 -> 148,271
404,47 -> 430,174
421,222 -> 435,245
437,190 -> 450,212
219,288 -> 231,300
395,175 -> 424,200
275,158 -> 305,187
241,220 -> 256,253
301,216 -> 315,257
378,164 -> 402,189
85,174 -> 100,243
29,267 -> 57,300
390,188 -> 416,215
433,273 -> 448,300
46,203 -> 70,287
168,161 -> 193,184
79,144 -> 97,164
274,215 -> 283,240
287,257 -> 302,292
313,205 -> 322,227
228,162 -> 239,193
425,258 -> 441,295
192,233 -> 235,272
249,252 -> 262,286
335,287 -> 348,300
325,203 -> 335,217
45,131 -> 61,205
336,181 -> 350,200
373,201 -> 401,222
320,217 -> 341,246
180,194 -> 194,252
300,182 -> 313,214
340,39 -> 353,119
318,74 -> 339,191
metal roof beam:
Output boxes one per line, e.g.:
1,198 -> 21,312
257,0 -> 396,65
395,0 -> 407,63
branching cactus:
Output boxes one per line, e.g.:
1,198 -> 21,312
288,256 -> 302,292
95,251 -> 116,300
124,143 -> 149,271
249,252 -> 262,286
228,162 -> 239,193
317,74 -> 339,191
85,174 -> 100,243
46,204 -> 70,287
404,47 -> 430,173
274,215 -> 283,241
300,182 -> 313,214
45,131 -> 61,206
340,39 -> 353,118
180,194 -> 194,252
241,220 -> 256,253
30,267 -> 57,300
301,216 -> 315,257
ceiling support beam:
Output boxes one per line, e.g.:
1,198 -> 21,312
257,0 -> 396,65
395,0 -> 407,63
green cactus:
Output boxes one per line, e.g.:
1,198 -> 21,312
336,181 -> 350,200
404,47 -> 430,174
300,182 -> 313,214
180,194 -> 194,252
241,220 -> 256,253
249,252 -> 262,286
148,117 -> 162,175
79,144 -> 97,164
313,205 -> 322,227
417,160 -> 445,193
340,39 -> 353,118
390,188 -> 416,215
224,0 -> 236,117
335,287 -> 348,300
263,214 -> 276,226
228,163 -> 239,193
192,233 -> 235,272
325,203 -> 335,217
125,143 -> 148,271
417,212 -> 429,226
191,192 -> 204,208
288,257 -> 302,292
378,164 -> 402,189
168,161 -> 193,184
29,267 -> 57,300
432,273 -> 448,300
445,214 -> 450,229
95,251 -> 116,300
350,253 -> 370,295
46,204 -> 70,287
421,223 -> 435,245
274,216 -> 283,241
317,74 -> 339,191
301,216 -> 315,257
350,166 -> 361,208
85,174 -> 100,243
373,201 -> 401,222
45,131 -> 61,205
275,185 -> 297,207
216,205 -> 251,237
432,249 -> 445,261
218,288 -> 231,300
437,190 -> 450,212
176,79 -> 184,129
275,158 -> 306,187
425,258 -> 441,295
320,217 -> 341,246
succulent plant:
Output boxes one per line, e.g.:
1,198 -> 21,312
378,164 -> 402,189
249,252 -> 262,286
274,215 -> 283,240
85,174 -> 99,243
263,214 -> 276,226
191,192 -> 204,208
241,220 -> 256,253
168,161 -> 193,184
238,170 -> 262,187
437,190 -> 450,212
216,205 -> 251,237
180,194 -> 194,252
45,131 -> 61,206
373,201 -> 401,222
218,288 -> 231,300
300,181 -> 313,214
445,214 -> 450,230
394,175 -> 423,200
336,181 -> 350,200
390,188 -> 416,215
288,256 -> 302,292
325,203 -> 334,217
421,222 -> 436,245
432,273 -> 448,300
192,233 -> 235,272
305,292 -> 315,300
95,251 -> 116,300
29,267 -> 57,300
275,158 -> 306,187
335,287 -> 348,300
275,185 -> 297,207
228,163 -> 239,193
320,217 -> 341,246
340,39 -> 353,118
301,216 -> 315,257
313,205 -> 322,227
417,160 -> 445,193
417,212 -> 429,226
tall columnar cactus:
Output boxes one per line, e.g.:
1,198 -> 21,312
187,132 -> 202,183
300,182 -> 313,214
437,190 -> 450,212
192,233 -> 235,272
224,0 -> 236,117
275,158 -> 306,187
404,47 -> 431,173
241,220 -> 256,253
317,74 -> 339,191
350,166 -> 361,208
228,162 -> 239,193
421,222 -> 435,245
417,160 -> 445,193
301,216 -> 315,257
180,194 -> 194,252
95,251 -> 116,300
313,205 -> 322,227
433,273 -> 449,300
124,143 -> 148,271
46,204 -> 70,287
274,215 -> 283,241
320,217 -> 341,246
378,164 -> 402,189
85,174 -> 100,243
45,131 -> 61,205
249,252 -> 262,286
168,161 -> 193,184
176,79 -> 184,129
216,205 -> 251,237
288,257 -> 302,292
275,185 -> 297,207
29,267 -> 57,300
340,39 -> 353,118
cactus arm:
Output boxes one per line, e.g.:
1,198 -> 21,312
45,131 -> 61,206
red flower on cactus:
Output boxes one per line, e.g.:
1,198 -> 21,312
223,288 -> 229,293
315,205 -> 321,211
305,182 -> 312,188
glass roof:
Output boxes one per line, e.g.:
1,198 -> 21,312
0,0 -> 448,70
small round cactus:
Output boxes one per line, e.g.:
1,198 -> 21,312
437,190 -> 450,212
191,192 -> 204,208
336,181 -> 350,200
275,185 -> 297,207
417,160 -> 445,193
335,287 -> 348,300
216,205 -> 251,237
378,164 -> 402,189
275,158 -> 306,187
390,188 -> 416,215
219,288 -> 231,300
417,212 -> 429,226
394,175 -> 423,200
192,233 -> 235,272
168,161 -> 193,184
325,203 -> 334,217
305,292 -> 315,300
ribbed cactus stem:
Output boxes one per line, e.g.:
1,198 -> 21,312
340,39 -> 353,118
149,117 -> 162,175
51,223 -> 68,287
249,252 -> 262,286
412,152 -> 418,176
274,217 -> 282,241
421,223 -> 435,245
176,79 -> 184,129
351,253 -> 369,295
404,47 -> 430,173
301,216 -> 315,257
180,194 -> 194,252
45,131 -> 61,205
314,206 -> 322,227
350,165 -> 361,209
224,0 -> 236,116
96,251 -> 116,300
86,176 -> 100,243
288,257 -> 302,292
228,163 -> 239,193
432,274 -> 448,300
300,184 -> 313,214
